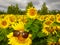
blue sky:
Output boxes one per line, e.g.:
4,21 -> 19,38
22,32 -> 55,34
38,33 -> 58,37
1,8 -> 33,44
0,0 -> 60,11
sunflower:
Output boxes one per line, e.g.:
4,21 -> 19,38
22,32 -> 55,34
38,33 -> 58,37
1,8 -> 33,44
0,14 -> 5,19
58,38 -> 60,42
44,15 -> 50,21
49,15 -> 55,22
42,24 -> 56,35
56,15 -> 60,23
54,25 -> 60,31
27,7 -> 37,19
42,25 -> 49,35
0,19 -> 9,28
7,32 -> 32,45
17,15 -> 24,22
22,15 -> 28,24
42,28 -> 49,35
38,15 -> 45,21
17,15 -> 27,24
12,22 -> 24,31
44,20 -> 53,26
56,14 -> 60,17
4,14 -> 17,24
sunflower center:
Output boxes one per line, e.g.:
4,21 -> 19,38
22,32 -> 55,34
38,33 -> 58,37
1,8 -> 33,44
45,21 -> 52,25
45,26 -> 54,33
40,16 -> 44,20
18,36 -> 26,43
45,27 -> 49,30
58,18 -> 60,21
50,17 -> 54,21
21,18 -> 27,23
9,17 -> 15,22
1,20 -> 7,26
48,29 -> 54,33
29,9 -> 36,16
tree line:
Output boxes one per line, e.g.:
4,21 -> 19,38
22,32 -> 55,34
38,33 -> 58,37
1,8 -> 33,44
0,2 -> 60,15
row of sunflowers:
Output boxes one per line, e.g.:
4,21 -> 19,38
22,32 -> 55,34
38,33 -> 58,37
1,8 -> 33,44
0,7 -> 60,45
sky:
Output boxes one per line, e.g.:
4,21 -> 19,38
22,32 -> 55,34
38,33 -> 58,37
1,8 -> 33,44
0,0 -> 60,11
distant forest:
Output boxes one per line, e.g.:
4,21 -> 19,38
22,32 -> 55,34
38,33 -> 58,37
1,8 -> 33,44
0,2 -> 60,15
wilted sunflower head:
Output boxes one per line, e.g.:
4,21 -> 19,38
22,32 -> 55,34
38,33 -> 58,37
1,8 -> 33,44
27,7 -> 37,19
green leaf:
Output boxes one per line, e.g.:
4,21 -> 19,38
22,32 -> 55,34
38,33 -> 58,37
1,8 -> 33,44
0,35 -> 4,41
24,19 -> 34,29
32,37 -> 47,45
53,37 -> 58,42
56,31 -> 60,38
37,32 -> 46,38
54,22 -> 60,26
30,26 -> 39,33
0,28 -> 13,45
32,32 -> 37,40
25,19 -> 43,40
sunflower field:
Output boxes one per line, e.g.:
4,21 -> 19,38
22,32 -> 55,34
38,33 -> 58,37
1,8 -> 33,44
0,7 -> 60,45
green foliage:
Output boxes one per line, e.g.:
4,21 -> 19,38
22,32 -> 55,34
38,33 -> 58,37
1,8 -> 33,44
49,10 -> 57,15
26,2 -> 34,10
25,19 -> 43,33
37,10 -> 41,15
40,2 -> 48,15
0,10 -> 6,14
37,31 -> 46,38
25,19 -> 43,39
32,37 -> 47,45
24,19 -> 48,45
47,33 -> 59,43
57,31 -> 60,38
25,18 -> 60,45
7,4 -> 20,14
54,22 -> 60,26
0,28 -> 13,45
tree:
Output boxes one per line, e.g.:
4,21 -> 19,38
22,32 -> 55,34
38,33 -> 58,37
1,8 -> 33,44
50,10 -> 57,15
7,4 -> 20,14
37,10 -> 41,15
57,10 -> 60,14
40,2 -> 48,15
26,2 -> 34,10
14,4 -> 20,14
7,5 -> 15,14
0,10 -> 6,14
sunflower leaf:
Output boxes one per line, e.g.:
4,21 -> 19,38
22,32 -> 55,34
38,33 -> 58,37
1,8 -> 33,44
37,32 -> 46,38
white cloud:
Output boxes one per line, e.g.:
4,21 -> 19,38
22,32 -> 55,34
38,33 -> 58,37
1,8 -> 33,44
0,0 -> 60,11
